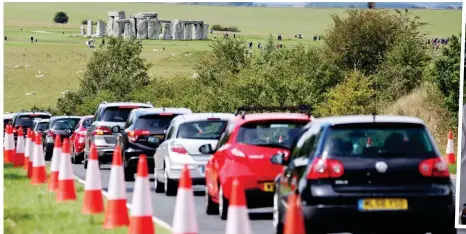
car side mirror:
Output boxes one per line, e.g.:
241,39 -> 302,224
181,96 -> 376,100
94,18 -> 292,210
111,126 -> 121,133
37,128 -> 43,132
199,144 -> 215,154
270,152 -> 287,165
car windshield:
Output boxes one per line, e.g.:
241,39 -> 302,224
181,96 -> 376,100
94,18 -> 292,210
134,114 -> 178,131
101,107 -> 147,122
236,120 -> 307,148
15,115 -> 51,127
322,123 -> 437,158
177,120 -> 228,140
51,118 -> 80,130
35,122 -> 48,131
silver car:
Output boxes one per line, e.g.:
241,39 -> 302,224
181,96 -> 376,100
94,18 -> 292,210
83,102 -> 153,168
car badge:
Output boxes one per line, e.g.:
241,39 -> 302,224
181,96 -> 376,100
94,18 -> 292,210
375,161 -> 388,173
65,129 -> 71,134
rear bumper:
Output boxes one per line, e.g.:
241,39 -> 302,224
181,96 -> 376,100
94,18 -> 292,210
245,188 -> 274,208
124,147 -> 156,173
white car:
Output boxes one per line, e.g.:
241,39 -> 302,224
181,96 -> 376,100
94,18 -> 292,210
154,113 -> 234,196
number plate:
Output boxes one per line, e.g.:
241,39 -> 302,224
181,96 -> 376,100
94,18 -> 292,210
262,182 -> 274,192
358,198 -> 408,211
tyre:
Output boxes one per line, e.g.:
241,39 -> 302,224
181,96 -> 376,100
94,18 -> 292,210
155,178 -> 165,193
431,224 -> 457,234
83,150 -> 88,169
218,186 -> 229,220
44,146 -> 52,161
164,170 -> 177,196
124,167 -> 135,181
71,147 -> 84,164
205,185 -> 219,215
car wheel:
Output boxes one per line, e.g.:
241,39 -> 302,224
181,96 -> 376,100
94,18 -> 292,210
83,150 -> 88,169
218,185 -> 229,220
164,169 -> 177,196
124,166 -> 135,181
155,177 -> 165,193
273,192 -> 284,234
44,146 -> 51,161
205,185 -> 219,215
71,144 -> 79,164
431,224 -> 457,234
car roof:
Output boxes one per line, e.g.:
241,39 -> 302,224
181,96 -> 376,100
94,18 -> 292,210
49,116 -> 82,121
136,107 -> 193,115
81,115 -> 94,119
313,115 -> 425,126
235,113 -> 311,122
34,119 -> 50,123
175,113 -> 234,123
100,102 -> 153,108
15,112 -> 51,116
3,113 -> 15,119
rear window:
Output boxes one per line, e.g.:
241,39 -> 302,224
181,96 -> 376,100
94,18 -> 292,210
51,118 -> 81,130
101,107 -> 141,122
237,120 -> 307,148
35,122 -> 48,131
4,119 -> 12,127
322,123 -> 437,158
177,120 -> 228,140
134,114 -> 178,131
15,115 -> 51,127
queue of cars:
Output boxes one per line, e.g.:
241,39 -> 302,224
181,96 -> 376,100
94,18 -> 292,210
4,103 -> 456,234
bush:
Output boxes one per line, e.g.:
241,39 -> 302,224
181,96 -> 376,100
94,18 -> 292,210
53,12 -> 69,24
210,24 -> 241,32
81,20 -> 87,25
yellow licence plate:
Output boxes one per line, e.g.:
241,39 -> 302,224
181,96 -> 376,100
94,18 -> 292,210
262,182 -> 274,192
359,198 -> 408,211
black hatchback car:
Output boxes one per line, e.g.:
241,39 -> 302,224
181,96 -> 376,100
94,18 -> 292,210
12,112 -> 51,142
271,115 -> 455,234
42,116 -> 81,160
114,107 -> 192,181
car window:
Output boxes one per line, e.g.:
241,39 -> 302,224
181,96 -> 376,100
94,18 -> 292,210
101,106 -> 149,123
36,122 -> 48,131
322,123 -> 436,158
236,120 -> 307,148
4,119 -> 12,128
134,114 -> 178,131
51,118 -> 81,130
82,118 -> 92,129
177,120 -> 228,140
15,115 -> 50,127
216,122 -> 234,150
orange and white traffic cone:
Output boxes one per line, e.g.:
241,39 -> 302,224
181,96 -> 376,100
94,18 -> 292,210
4,125 -> 15,164
446,130 -> 456,165
24,128 -> 32,171
48,135 -> 62,192
27,131 -> 36,178
82,144 -> 104,214
103,145 -> 129,229
225,179 -> 252,234
56,138 -> 76,202
13,128 -> 25,167
128,154 -> 154,234
283,193 -> 305,234
31,132 -> 47,185
172,165 -> 198,234
3,124 -> 8,163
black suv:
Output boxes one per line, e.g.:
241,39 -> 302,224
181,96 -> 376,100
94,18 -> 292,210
271,115 -> 455,234
114,107 -> 192,181
12,112 -> 51,142
42,116 -> 81,160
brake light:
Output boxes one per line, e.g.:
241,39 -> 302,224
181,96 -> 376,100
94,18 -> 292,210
118,105 -> 139,109
170,144 -> 188,154
307,158 -> 344,179
92,126 -> 112,135
230,148 -> 246,157
419,157 -> 450,177
47,130 -> 55,138
128,129 -> 151,142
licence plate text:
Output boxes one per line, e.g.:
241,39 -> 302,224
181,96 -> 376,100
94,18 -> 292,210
358,198 -> 408,211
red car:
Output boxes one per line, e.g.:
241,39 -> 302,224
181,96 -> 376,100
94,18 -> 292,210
70,115 -> 94,164
200,106 -> 311,220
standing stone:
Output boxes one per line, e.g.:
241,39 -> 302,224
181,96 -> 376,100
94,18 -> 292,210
130,18 -> 137,38
95,20 -> 105,37
171,19 -> 183,40
184,23 -> 193,40
108,11 -> 126,20
113,20 -> 121,37
192,23 -> 197,40
123,22 -> 131,38
162,23 -> 171,40
203,24 -> 209,40
107,17 -> 114,37
136,19 -> 148,39
80,25 -> 86,36
86,20 -> 93,37
147,20 -> 161,40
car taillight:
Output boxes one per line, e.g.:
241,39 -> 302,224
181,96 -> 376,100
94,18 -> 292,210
307,158 -> 344,180
170,144 -> 188,154
92,126 -> 112,135
128,129 -> 151,142
47,130 -> 55,138
419,157 -> 450,177
78,130 -> 87,136
230,148 -> 246,158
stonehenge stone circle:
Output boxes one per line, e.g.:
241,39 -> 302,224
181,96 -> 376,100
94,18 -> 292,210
82,10 -> 209,40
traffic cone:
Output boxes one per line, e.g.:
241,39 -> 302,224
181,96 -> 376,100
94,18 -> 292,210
172,165 -> 198,234
57,138 -> 76,202
128,154 -> 154,234
48,135 -> 62,192
225,179 -> 252,234
27,131 -> 36,178
24,128 -> 32,171
366,137 -> 372,147
445,130 -> 456,165
283,193 -> 306,234
31,132 -> 47,185
13,128 -> 25,167
103,145 -> 129,228
4,124 -> 15,164
82,144 -> 104,214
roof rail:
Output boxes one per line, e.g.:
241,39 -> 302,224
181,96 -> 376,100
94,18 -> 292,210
234,105 -> 312,119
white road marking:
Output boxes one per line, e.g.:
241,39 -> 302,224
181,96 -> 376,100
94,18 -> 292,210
73,175 -> 173,232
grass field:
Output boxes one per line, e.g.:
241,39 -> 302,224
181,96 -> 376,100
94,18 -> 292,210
3,3 -> 463,111
3,164 -> 170,234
